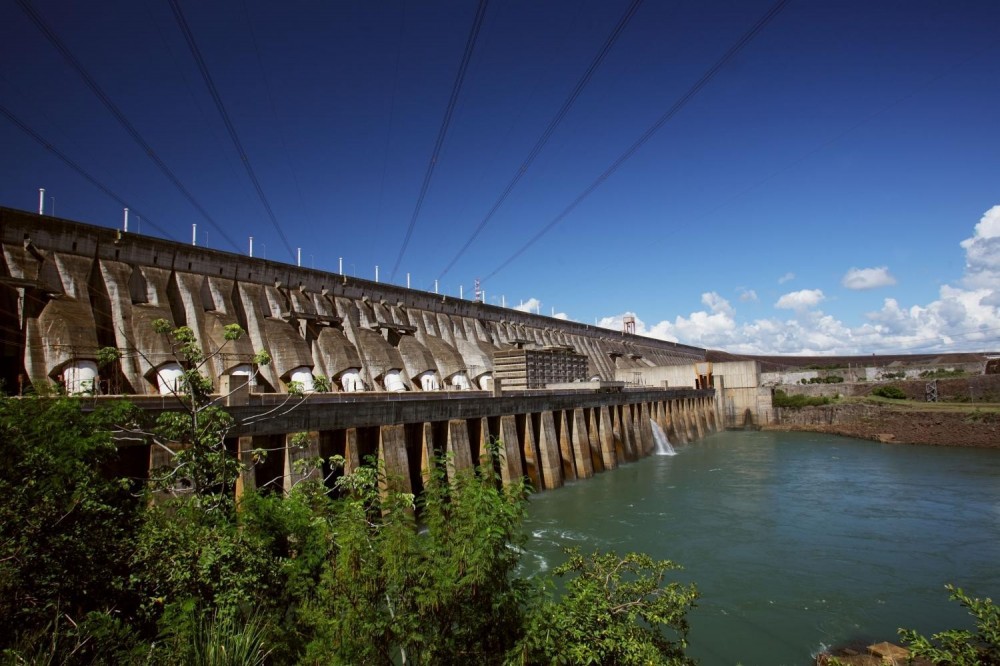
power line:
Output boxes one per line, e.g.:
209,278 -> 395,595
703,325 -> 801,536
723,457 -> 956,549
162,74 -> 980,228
167,0 -> 296,262
0,103 -> 175,240
483,0 -> 793,282
437,0 -> 644,282
389,0 -> 490,282
14,0 -> 241,252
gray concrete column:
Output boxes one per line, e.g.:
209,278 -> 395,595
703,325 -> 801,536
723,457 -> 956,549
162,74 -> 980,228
571,408 -> 594,480
598,405 -> 617,471
235,435 -> 256,499
519,415 -> 543,490
611,405 -> 626,461
419,422 -> 435,487
639,402 -> 654,456
446,419 -> 473,480
557,410 -> 577,481
378,424 -> 412,494
621,403 -> 638,461
586,408 -> 605,473
498,414 -> 525,486
537,411 -> 563,490
344,428 -> 361,475
284,431 -> 321,493
693,398 -> 705,440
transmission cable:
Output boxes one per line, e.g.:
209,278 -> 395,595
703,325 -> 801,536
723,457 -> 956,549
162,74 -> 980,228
483,0 -> 793,282
168,0 -> 296,262
14,0 -> 241,252
1,103 -> 175,240
389,0 -> 490,282
437,0 -> 644,282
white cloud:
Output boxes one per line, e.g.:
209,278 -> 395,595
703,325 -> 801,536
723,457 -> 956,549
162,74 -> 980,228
597,206 -> 1000,355
738,288 -> 758,302
514,297 -> 541,314
778,272 -> 795,284
775,289 -> 825,310
552,312 -> 569,320
960,204 -> 1000,289
842,266 -> 897,290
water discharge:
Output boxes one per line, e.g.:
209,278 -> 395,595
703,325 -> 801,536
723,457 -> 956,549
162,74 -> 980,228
522,430 -> 1000,666
650,419 -> 676,455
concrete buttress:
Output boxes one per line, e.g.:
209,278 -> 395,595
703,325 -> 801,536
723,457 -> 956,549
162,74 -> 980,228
557,410 -> 577,481
498,414 -> 524,485
446,419 -> 473,480
598,406 -> 617,470
537,411 -> 563,490
571,408 -> 594,479
378,425 -> 411,494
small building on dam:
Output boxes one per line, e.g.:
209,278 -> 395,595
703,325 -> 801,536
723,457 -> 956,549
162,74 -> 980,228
0,206 -> 722,495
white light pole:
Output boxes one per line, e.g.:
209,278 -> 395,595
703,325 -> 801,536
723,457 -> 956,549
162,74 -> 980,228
38,188 -> 45,215
249,236 -> 254,257
192,224 -> 197,246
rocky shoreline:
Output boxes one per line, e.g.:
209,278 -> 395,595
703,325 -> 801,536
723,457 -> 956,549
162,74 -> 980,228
762,402 -> 1000,448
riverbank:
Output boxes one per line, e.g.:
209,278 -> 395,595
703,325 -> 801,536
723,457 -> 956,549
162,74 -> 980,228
762,400 -> 1000,447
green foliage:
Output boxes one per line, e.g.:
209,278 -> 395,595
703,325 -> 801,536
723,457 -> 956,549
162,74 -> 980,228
804,375 -> 844,384
312,374 -> 332,393
0,396 -> 141,661
899,584 -> 1000,665
773,389 -> 832,409
304,450 -> 531,665
881,371 -> 906,380
872,385 -> 907,400
513,548 -> 698,666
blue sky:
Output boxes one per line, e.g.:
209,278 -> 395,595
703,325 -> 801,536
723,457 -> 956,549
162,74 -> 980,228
2,0 -> 998,354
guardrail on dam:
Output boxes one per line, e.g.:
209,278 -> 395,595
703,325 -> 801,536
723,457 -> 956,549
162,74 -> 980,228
1,206 -> 718,493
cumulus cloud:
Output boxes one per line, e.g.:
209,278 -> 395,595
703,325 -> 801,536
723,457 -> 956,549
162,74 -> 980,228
960,204 -> 1000,289
778,272 -> 795,284
738,288 -> 758,302
597,206 -> 1000,354
552,311 -> 569,320
514,298 -> 541,314
842,266 -> 897,290
775,289 -> 825,310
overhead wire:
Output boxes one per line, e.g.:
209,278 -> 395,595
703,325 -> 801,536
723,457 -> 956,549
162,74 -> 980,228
436,0 -> 645,282
483,0 -> 793,283
239,0 -> 307,223
13,0 -> 241,252
167,0 -> 296,262
0,102 -> 175,240
389,0 -> 490,282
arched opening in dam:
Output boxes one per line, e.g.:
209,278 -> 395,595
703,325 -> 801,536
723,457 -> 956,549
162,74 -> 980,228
521,430 -> 1000,666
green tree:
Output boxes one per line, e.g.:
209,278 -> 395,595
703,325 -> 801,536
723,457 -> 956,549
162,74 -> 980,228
899,584 -> 1000,665
304,446 -> 531,665
512,548 -> 699,666
0,396 -> 141,661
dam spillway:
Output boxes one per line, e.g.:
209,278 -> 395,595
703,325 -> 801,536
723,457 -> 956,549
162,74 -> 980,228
0,206 -> 719,493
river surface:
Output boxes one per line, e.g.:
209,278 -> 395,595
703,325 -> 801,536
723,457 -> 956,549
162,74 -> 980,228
520,430 -> 1000,666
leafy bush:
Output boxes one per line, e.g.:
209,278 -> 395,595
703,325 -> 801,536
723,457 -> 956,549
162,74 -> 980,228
514,548 -> 698,665
0,397 -> 141,659
773,390 -> 832,409
899,584 -> 999,665
872,386 -> 907,400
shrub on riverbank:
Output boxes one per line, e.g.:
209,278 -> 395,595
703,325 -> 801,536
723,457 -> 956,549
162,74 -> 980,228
773,389 -> 832,408
872,386 -> 907,400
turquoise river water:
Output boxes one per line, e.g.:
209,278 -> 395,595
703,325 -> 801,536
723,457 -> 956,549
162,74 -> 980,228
520,430 -> 1000,666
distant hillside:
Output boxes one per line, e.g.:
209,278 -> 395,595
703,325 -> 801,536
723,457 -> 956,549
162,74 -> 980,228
705,350 -> 995,373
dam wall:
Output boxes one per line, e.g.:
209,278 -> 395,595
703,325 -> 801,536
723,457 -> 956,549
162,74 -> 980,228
109,387 -> 719,496
0,207 -> 706,395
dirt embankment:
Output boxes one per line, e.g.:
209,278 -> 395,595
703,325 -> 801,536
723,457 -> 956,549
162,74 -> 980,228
763,402 -> 1000,448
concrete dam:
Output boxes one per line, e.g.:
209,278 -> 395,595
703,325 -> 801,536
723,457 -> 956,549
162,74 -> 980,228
0,206 -> 719,494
